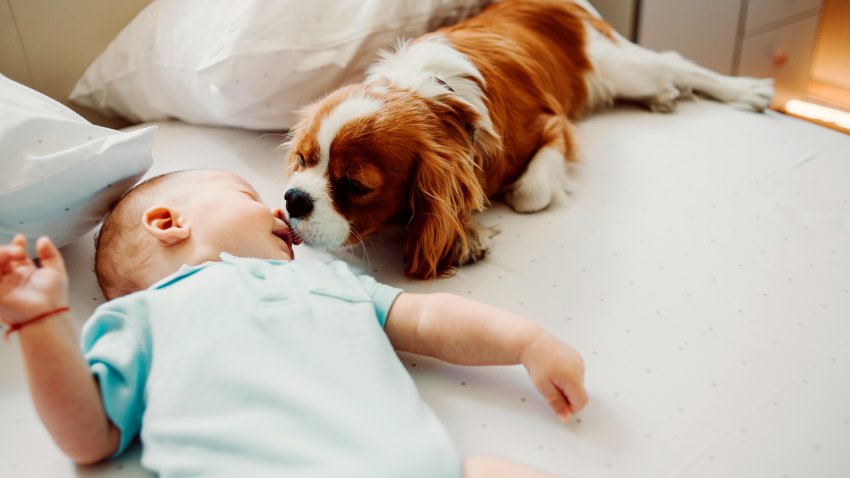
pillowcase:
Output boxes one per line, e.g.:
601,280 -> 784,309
69,0 -> 490,130
0,75 -> 154,254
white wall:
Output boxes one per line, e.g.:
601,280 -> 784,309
589,0 -> 638,40
0,0 -> 152,127
638,0 -> 742,75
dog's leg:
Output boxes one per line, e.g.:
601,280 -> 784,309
455,220 -> 499,266
504,115 -> 577,213
584,28 -> 773,113
504,147 -> 574,213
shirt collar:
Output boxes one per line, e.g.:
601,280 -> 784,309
148,252 -> 290,290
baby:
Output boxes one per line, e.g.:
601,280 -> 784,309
0,169 -> 587,478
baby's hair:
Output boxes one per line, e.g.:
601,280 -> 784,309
94,171 -> 190,300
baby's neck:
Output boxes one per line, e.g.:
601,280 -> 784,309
138,244 -> 223,290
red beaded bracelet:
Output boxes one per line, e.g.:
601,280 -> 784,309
3,307 -> 70,342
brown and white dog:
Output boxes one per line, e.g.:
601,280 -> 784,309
282,0 -> 772,279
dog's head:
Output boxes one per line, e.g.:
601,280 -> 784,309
283,81 -> 489,278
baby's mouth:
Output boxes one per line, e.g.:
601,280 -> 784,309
286,222 -> 303,246
275,229 -> 302,248
272,209 -> 302,253
273,230 -> 292,249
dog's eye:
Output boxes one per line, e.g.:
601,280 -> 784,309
347,178 -> 372,196
296,153 -> 306,167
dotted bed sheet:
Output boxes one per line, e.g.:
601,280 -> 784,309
1,100 -> 848,478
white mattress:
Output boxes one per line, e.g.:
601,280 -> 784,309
2,100 -> 849,477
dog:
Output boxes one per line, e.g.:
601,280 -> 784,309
281,0 -> 773,279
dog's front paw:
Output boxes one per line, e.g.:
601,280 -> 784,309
721,77 -> 774,112
505,181 -> 553,213
647,83 -> 681,113
456,222 -> 499,266
505,147 -> 576,213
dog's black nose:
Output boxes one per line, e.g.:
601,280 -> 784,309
284,188 -> 314,219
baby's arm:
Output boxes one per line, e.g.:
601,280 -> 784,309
384,292 -> 587,421
465,455 -> 562,477
0,235 -> 119,464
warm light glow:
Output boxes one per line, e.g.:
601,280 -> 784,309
785,99 -> 850,129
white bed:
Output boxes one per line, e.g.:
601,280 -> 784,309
1,99 -> 849,477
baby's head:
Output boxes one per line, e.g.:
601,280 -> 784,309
95,170 -> 296,300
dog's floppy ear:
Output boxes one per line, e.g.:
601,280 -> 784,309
404,143 -> 486,279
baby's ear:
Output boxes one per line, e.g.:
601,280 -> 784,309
142,206 -> 190,245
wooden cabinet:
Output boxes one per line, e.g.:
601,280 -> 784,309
807,0 -> 850,109
738,13 -> 821,106
635,0 -> 824,108
744,0 -> 823,31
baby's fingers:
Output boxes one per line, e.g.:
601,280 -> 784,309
536,379 -> 574,423
535,371 -> 590,423
0,248 -> 13,276
555,377 -> 588,415
0,247 -> 24,299
36,237 -> 66,274
10,235 -> 34,268
0,244 -> 27,275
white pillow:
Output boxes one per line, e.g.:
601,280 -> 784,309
0,75 -> 154,254
70,0 -> 490,130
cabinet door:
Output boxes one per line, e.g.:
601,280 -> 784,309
745,0 -> 823,31
638,0 -> 742,75
738,15 -> 820,107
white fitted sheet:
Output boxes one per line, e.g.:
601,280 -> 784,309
1,99 -> 849,477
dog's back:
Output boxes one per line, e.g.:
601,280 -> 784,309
442,0 -> 602,118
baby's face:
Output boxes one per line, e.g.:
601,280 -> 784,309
179,171 -> 296,261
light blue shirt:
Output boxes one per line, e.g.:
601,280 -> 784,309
81,253 -> 460,478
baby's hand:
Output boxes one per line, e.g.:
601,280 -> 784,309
0,235 -> 69,326
520,332 -> 588,422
